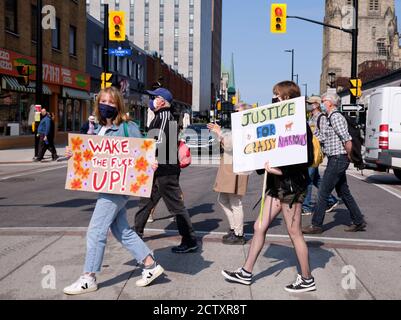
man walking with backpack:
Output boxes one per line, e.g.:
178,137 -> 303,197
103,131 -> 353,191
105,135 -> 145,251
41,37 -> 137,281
303,92 -> 367,234
133,88 -> 198,253
302,96 -> 339,216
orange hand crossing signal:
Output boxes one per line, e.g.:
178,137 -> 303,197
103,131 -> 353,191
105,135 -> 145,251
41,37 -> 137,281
271,3 -> 287,33
109,11 -> 126,41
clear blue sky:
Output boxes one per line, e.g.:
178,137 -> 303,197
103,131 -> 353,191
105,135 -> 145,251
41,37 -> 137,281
222,0 -> 401,105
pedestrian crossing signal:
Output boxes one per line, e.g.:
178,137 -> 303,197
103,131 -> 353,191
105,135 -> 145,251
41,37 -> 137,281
16,65 -> 30,86
109,11 -> 126,41
101,73 -> 113,89
350,78 -> 362,98
271,4 -> 287,33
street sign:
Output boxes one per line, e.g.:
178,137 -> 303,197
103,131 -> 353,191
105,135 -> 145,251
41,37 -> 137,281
101,72 -> 113,89
109,47 -> 132,57
341,104 -> 365,112
350,78 -> 362,97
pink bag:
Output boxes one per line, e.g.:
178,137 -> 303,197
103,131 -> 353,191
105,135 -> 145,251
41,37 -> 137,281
178,140 -> 191,168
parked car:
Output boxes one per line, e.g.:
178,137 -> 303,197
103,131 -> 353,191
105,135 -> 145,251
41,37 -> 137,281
180,123 -> 222,156
362,87 -> 401,180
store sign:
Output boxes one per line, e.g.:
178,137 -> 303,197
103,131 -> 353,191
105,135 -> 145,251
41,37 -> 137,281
0,48 -> 90,91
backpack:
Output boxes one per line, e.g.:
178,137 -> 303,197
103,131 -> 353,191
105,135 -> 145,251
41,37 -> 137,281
306,123 -> 315,168
178,140 -> 192,168
328,111 -> 364,169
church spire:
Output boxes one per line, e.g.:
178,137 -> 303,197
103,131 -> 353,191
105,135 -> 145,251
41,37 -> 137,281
228,53 -> 236,95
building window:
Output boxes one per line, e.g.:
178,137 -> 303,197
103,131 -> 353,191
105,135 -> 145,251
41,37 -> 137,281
5,0 -> 18,33
86,0 -> 90,12
52,18 -> 61,50
369,0 -> 379,12
100,1 -> 105,23
371,26 -> 376,39
377,38 -> 388,57
69,26 -> 77,56
93,44 -> 102,67
31,5 -> 37,41
115,0 -> 120,10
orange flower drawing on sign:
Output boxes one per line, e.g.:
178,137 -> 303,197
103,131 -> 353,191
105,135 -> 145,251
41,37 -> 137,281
71,137 -> 83,151
73,152 -> 82,163
135,157 -> 149,172
130,183 -> 140,193
141,140 -> 154,152
80,168 -> 91,180
74,162 -> 84,176
137,174 -> 149,186
83,149 -> 94,162
70,179 -> 82,190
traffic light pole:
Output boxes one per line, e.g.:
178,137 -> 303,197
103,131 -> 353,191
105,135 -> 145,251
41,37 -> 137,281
287,0 -> 359,102
36,0 -> 43,106
103,4 -> 109,75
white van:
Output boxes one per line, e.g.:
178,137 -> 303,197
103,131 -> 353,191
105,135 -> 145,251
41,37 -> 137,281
363,87 -> 401,180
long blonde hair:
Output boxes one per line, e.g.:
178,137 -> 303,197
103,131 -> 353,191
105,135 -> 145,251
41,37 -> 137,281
94,87 -> 128,126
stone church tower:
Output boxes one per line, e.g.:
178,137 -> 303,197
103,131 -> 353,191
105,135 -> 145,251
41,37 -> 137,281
320,0 -> 401,93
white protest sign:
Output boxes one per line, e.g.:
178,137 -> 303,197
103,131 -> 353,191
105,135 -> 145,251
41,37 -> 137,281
231,96 -> 307,173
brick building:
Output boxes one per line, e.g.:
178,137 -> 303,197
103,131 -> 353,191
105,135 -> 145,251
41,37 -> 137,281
0,0 -> 90,149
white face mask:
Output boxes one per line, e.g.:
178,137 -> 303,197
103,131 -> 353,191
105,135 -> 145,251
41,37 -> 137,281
306,105 -> 314,112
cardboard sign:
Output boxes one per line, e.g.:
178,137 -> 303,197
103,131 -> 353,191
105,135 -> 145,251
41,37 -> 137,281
65,134 -> 156,197
231,96 -> 307,173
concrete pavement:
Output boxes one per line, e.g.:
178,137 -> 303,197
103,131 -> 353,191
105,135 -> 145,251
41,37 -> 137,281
0,227 -> 400,300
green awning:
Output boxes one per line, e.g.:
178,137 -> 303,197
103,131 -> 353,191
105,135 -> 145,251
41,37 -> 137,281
1,76 -> 52,95
62,87 -> 91,100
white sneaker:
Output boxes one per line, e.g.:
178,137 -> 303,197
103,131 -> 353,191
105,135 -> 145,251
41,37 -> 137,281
136,264 -> 164,287
63,275 -> 98,295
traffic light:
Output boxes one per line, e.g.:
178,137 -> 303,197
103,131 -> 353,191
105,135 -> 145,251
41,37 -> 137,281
109,11 -> 126,41
350,78 -> 362,98
270,3 -> 287,33
16,65 -> 30,86
101,72 -> 113,89
231,96 -> 237,105
216,100 -> 221,111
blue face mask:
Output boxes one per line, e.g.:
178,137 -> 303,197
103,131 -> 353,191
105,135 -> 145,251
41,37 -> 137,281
321,104 -> 327,113
98,103 -> 118,120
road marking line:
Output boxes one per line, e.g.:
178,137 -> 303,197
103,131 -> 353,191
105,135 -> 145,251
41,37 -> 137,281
1,227 -> 401,246
347,171 -> 401,200
0,165 -> 67,181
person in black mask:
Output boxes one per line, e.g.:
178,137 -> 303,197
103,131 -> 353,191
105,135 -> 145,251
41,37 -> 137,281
63,87 -> 165,296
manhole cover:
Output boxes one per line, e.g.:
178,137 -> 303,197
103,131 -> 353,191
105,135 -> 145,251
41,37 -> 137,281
1,177 -> 35,183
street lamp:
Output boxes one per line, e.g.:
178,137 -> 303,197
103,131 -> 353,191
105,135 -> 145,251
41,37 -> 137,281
285,49 -> 294,82
302,83 -> 308,98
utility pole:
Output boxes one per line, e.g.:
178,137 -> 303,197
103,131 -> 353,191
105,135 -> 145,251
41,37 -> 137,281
36,0 -> 43,106
350,0 -> 359,104
103,4 -> 109,75
302,83 -> 308,98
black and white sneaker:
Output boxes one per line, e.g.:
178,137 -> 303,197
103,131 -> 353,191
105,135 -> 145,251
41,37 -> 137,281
221,268 -> 252,285
285,274 -> 316,293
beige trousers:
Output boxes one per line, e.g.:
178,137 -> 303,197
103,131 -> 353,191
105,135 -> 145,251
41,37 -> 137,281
217,192 -> 244,236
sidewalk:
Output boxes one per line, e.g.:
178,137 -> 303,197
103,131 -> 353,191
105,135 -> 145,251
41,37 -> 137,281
0,228 -> 400,300
0,146 -> 67,164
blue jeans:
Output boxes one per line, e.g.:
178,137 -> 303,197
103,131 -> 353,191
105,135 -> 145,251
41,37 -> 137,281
84,193 -> 152,273
312,154 -> 365,227
302,166 -> 338,212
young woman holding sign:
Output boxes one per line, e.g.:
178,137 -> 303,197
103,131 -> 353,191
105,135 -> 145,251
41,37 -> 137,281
63,87 -> 164,295
221,81 -> 316,293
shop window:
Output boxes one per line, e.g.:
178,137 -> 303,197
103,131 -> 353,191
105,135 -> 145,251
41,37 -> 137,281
58,99 -> 65,131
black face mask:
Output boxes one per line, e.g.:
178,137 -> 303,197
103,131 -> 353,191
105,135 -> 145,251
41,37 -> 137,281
99,103 -> 118,120
271,97 -> 280,103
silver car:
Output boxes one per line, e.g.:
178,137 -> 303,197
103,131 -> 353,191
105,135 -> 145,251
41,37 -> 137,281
179,123 -> 222,156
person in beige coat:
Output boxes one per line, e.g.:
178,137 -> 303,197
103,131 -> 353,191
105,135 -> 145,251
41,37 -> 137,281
208,103 -> 251,245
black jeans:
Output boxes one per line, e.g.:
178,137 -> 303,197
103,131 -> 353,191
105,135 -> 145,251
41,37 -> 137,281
312,154 -> 365,227
37,135 -> 58,160
134,175 -> 197,245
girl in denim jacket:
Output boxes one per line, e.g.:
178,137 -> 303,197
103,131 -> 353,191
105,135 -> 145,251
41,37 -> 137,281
63,87 -> 164,295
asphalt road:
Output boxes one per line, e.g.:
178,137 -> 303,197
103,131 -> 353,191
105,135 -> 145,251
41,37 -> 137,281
0,160 -> 401,242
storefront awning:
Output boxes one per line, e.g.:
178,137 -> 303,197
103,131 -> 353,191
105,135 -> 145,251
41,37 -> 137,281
62,87 -> 91,100
1,76 -> 52,95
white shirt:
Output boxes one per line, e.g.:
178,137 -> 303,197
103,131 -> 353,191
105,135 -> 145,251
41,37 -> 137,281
97,126 -> 111,136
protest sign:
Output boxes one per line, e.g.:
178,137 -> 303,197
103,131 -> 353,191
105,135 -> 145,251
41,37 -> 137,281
231,96 -> 307,173
65,134 -> 156,198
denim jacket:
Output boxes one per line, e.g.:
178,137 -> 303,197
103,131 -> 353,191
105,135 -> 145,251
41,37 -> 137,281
94,121 -> 142,138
